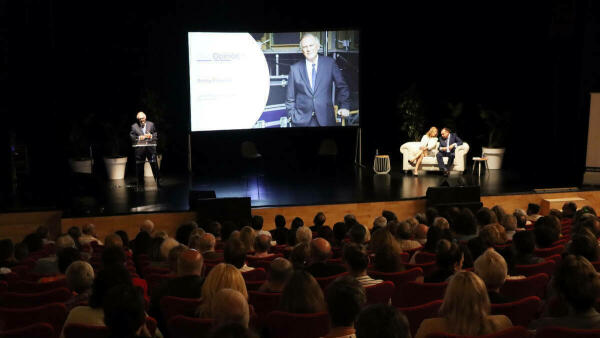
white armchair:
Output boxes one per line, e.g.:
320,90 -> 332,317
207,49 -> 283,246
400,142 -> 470,173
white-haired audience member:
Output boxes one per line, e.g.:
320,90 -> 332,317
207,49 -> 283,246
296,226 -> 312,245
474,249 -> 512,304
79,223 -> 103,246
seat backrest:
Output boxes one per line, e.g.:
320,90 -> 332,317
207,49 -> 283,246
242,267 -> 267,281
364,281 -> 395,305
267,311 -> 330,338
315,272 -> 348,290
167,315 -> 214,338
534,245 -> 565,258
245,280 -> 265,291
535,326 -> 600,337
1,287 -> 72,308
396,299 -> 443,338
144,273 -> 175,296
394,281 -> 448,307
247,259 -> 272,272
514,260 -> 555,277
490,296 -> 541,327
64,316 -> 157,338
248,291 -> 282,316
425,325 -> 530,337
405,262 -> 438,276
0,323 -> 54,338
0,302 -> 67,337
399,252 -> 410,263
369,267 -> 424,286
8,278 -> 68,293
404,246 -> 423,259
544,254 -> 562,264
414,251 -> 437,264
500,273 -> 549,300
160,296 -> 203,322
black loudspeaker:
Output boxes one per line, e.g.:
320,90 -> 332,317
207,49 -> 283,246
426,185 -> 482,213
189,190 -> 217,208
191,197 -> 251,225
440,176 -> 467,187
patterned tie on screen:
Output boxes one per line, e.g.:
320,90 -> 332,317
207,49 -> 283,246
311,63 -> 316,91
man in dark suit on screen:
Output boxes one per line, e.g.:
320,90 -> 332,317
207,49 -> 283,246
436,127 -> 463,176
286,33 -> 351,127
130,111 -> 160,190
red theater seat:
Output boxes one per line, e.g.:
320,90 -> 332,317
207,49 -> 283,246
405,261 -> 438,276
394,281 -> 448,307
167,315 -> 214,338
160,296 -> 203,322
396,299 -> 443,337
514,261 -> 555,277
500,273 -> 549,300
534,245 -> 565,259
535,326 -> 600,337
414,251 -> 437,264
315,272 -> 348,290
425,326 -> 531,337
490,296 -> 541,327
364,281 -> 395,305
267,311 -> 330,338
1,287 -> 71,308
242,267 -> 267,281
64,316 -> 157,338
8,278 -> 67,293
245,280 -> 265,291
0,323 -> 54,338
0,303 -> 67,338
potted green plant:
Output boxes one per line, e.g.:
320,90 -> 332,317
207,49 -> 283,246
102,118 -> 129,180
398,84 -> 426,141
479,105 -> 511,169
67,114 -> 94,174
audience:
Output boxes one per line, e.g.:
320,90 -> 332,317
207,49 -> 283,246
224,238 -> 254,272
415,271 -> 512,338
356,304 -> 411,338
197,263 -> 248,318
306,238 -> 346,277
453,208 -> 478,242
296,226 -> 312,246
103,284 -> 151,338
175,221 -> 198,247
105,233 -> 124,249
395,221 -> 421,251
247,234 -> 274,259
211,288 -> 251,328
39,246 -> 80,283
258,257 -> 293,293
372,230 -> 405,273
36,225 -> 54,245
531,255 -> 600,330
206,221 -> 222,241
413,223 -> 428,246
568,228 -> 600,262
287,217 -> 304,245
34,234 -> 75,276
64,260 -> 94,312
410,226 -> 451,264
279,270 -> 326,313
425,239 -> 463,283
194,233 -> 223,261
251,215 -> 264,232
79,223 -> 103,246
344,243 -> 382,287
474,249 -> 512,304
239,226 -> 256,253
323,276 -> 366,338
310,211 -> 327,232
349,224 -> 367,246
372,216 -> 387,233
289,242 -> 310,270
332,222 -> 347,248
270,214 -> 289,245
534,216 -> 560,248
527,203 -> 542,222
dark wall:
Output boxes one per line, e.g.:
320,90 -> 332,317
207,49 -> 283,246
5,1 -> 600,195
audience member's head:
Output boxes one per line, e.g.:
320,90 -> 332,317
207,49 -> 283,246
89,265 -> 133,308
280,270 -> 326,313
575,213 -> 600,238
253,234 -> 271,254
415,213 -> 428,226
159,237 -> 180,261
426,207 -> 439,227
476,207 -> 497,227
314,212 -> 326,228
290,242 -> 310,270
199,263 -> 248,317
554,255 -> 600,313
550,209 -> 563,220
435,239 -> 463,272
58,247 -> 81,274
310,238 -> 332,263
211,288 -> 250,327
432,217 -> 450,230
274,215 -> 286,228
439,271 -> 491,336
355,304 -> 411,338
568,228 -> 599,262
103,284 -> 147,338
168,245 -> 188,273
373,216 -> 387,231
67,226 -> 81,245
102,246 -> 126,268
326,275 -> 366,329
349,224 -> 367,245
474,249 -> 508,291
224,238 -> 247,269
454,208 -> 478,236
140,219 -> 155,234
423,226 -> 452,252
343,243 -> 369,275
115,230 -> 130,248
268,258 -> 293,286
534,217 -> 560,248
55,234 -> 76,251
251,215 -> 264,231
291,217 -> 304,230
382,210 -> 397,222
296,226 -> 312,245
395,221 -> 413,240
527,203 -> 541,216
513,209 -> 528,227
374,236 -> 405,273
105,233 -> 123,249
479,224 -> 502,248
82,223 -> 96,236
562,202 -> 577,219
132,231 -> 152,257
239,226 -> 256,253
344,214 -> 358,226
512,230 -> 536,255
66,260 -> 94,294
36,226 -> 50,241
500,214 -> 517,233
490,205 -> 507,225
318,226 -> 334,244
175,222 -> 198,247
413,224 -> 429,242
207,221 -> 222,239
195,233 -> 216,253
177,248 -> 204,277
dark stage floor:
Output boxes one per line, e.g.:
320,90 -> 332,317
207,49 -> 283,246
43,164 -> 589,218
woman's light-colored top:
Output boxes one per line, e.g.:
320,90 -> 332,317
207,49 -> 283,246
420,135 -> 438,150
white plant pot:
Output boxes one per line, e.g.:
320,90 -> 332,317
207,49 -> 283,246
144,154 -> 162,177
68,158 -> 93,174
103,157 -> 128,180
482,147 -> 505,170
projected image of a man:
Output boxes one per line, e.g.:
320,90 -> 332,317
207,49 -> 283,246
286,33 -> 351,127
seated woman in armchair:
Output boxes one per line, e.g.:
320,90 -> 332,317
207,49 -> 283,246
408,126 -> 438,176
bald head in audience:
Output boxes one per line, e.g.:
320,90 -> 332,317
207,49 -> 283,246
414,224 -> 429,245
253,234 -> 272,256
56,234 -> 76,250
211,288 -> 250,327
141,220 -> 155,234
197,233 -> 216,253
177,249 -> 204,277
311,238 -> 332,263
373,216 -> 388,229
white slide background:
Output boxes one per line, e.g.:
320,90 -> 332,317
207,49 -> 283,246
188,32 -> 270,131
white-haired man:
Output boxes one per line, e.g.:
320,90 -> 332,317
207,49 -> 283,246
130,111 -> 160,190
286,33 -> 351,127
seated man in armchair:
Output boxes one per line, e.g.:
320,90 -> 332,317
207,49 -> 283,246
436,127 -> 463,176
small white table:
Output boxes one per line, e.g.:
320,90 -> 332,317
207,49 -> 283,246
472,157 -> 489,176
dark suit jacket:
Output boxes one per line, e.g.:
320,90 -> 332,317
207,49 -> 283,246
286,55 -> 350,126
305,261 -> 346,278
438,133 -> 463,153
270,228 -> 289,246
130,121 -> 158,145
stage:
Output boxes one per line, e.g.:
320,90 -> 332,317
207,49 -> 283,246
55,163 -> 589,218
